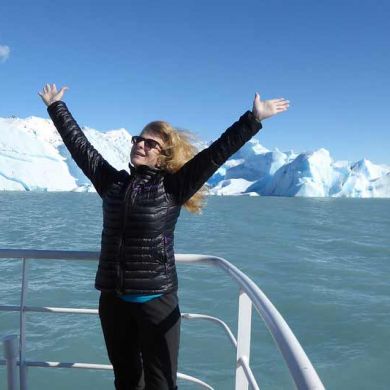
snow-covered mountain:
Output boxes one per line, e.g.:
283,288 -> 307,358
0,115 -> 389,197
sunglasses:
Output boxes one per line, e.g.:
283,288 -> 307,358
131,135 -> 163,151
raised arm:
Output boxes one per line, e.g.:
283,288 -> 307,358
39,84 -> 119,197
164,93 -> 289,204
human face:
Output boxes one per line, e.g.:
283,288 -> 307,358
130,130 -> 164,168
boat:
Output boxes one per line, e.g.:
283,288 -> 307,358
0,248 -> 325,389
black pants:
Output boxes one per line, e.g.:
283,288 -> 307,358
99,291 -> 181,390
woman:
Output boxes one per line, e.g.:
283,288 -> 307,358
39,84 -> 289,390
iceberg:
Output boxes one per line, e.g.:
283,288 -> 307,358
0,115 -> 389,198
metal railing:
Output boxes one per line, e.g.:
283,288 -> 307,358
0,249 -> 325,390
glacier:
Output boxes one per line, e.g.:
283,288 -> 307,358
0,115 -> 389,198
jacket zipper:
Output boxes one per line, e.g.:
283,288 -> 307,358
117,177 -> 137,294
163,234 -> 168,276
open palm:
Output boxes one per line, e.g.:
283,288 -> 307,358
38,84 -> 69,107
252,93 -> 289,121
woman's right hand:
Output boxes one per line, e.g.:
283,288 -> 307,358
38,84 -> 69,107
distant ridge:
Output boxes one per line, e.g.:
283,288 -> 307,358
0,115 -> 389,197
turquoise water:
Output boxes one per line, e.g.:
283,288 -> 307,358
0,192 -> 389,389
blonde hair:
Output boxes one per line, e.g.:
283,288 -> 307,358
141,121 -> 207,214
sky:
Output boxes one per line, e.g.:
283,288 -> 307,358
0,0 -> 389,164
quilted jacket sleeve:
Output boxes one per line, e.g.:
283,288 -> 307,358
164,110 -> 262,204
47,101 -> 119,197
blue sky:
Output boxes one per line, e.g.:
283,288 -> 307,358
0,0 -> 389,164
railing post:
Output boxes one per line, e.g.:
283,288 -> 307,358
235,289 -> 253,390
3,335 -> 19,390
19,258 -> 29,390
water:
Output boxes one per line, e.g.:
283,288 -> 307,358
0,192 -> 389,389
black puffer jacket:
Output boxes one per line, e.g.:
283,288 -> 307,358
48,101 -> 262,295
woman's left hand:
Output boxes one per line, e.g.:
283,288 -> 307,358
252,92 -> 289,122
